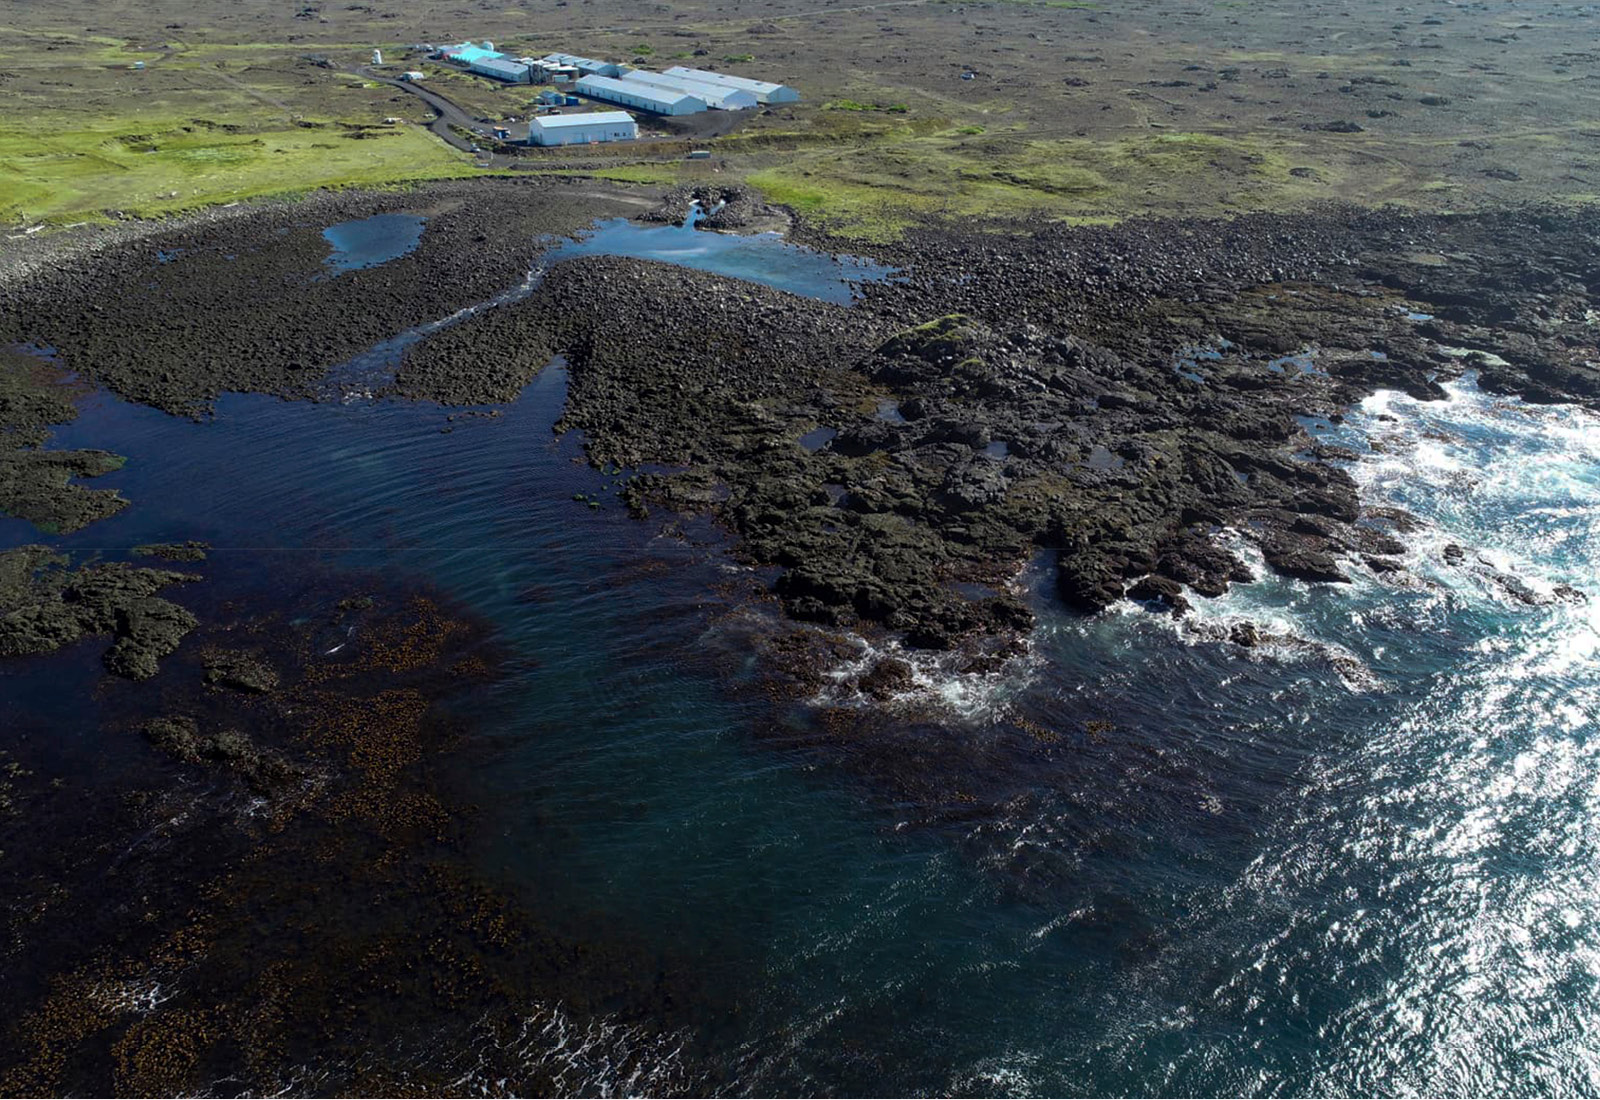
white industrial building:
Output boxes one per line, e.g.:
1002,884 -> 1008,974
526,111 -> 638,146
662,66 -> 800,103
471,56 -> 532,82
619,70 -> 758,110
541,53 -> 625,78
576,74 -> 707,115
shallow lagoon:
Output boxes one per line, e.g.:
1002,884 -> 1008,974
538,214 -> 895,304
322,213 -> 427,272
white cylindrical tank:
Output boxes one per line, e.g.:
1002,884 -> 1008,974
482,40 -> 494,50
372,48 -> 383,65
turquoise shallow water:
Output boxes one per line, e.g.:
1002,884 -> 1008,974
5,213 -> 1599,1095
535,213 -> 896,304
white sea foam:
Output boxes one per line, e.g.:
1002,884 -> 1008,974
1085,373 -> 1600,1093
237,1001 -> 694,1098
808,630 -> 1040,722
446,1003 -> 694,1098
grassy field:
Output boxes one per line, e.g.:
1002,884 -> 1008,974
0,29 -> 482,224
0,119 -> 477,223
3,0 -> 1597,233
745,127 -> 1335,241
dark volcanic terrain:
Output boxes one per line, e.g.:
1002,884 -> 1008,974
4,180 -> 1597,665
3,0 -> 1600,1094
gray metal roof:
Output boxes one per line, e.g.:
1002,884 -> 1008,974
662,66 -> 799,102
576,74 -> 706,112
541,53 -> 623,76
619,70 -> 758,109
530,111 -> 635,130
472,57 -> 531,79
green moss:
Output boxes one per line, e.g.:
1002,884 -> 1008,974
824,100 -> 910,113
880,315 -> 982,362
744,128 -> 1337,240
0,120 -> 478,223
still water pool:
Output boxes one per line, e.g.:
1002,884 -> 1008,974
537,213 -> 895,305
322,213 -> 427,272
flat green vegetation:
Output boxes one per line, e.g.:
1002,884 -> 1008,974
0,31 -> 481,224
744,128 -> 1335,241
0,119 -> 477,223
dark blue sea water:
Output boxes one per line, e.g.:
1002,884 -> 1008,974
5,217 -> 1598,1095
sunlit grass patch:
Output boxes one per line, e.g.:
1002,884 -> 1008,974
0,120 -> 477,223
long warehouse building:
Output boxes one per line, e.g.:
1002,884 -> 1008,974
619,69 -> 758,110
444,44 -> 499,64
575,74 -> 706,115
526,111 -> 637,146
471,56 -> 532,82
541,52 -> 625,78
662,66 -> 800,103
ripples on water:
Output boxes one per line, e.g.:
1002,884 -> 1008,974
10,202 -> 1600,1097
978,377 -> 1600,1097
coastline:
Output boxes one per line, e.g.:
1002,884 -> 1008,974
0,176 -> 1597,1094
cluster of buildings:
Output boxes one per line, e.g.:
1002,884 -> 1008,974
426,41 -> 798,136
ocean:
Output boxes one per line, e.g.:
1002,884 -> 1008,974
3,216 -> 1597,1096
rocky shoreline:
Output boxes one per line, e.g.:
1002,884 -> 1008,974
1,175 -> 1597,1097
391,186 -> 1600,654
4,182 -> 1596,661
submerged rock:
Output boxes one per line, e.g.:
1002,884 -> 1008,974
0,347 -> 129,534
858,656 -> 915,700
133,541 -> 210,562
202,649 -> 281,694
143,714 -> 303,794
0,546 -> 200,680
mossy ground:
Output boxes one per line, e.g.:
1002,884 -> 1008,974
0,32 -> 476,224
3,0 -> 1598,233
745,127 -> 1331,241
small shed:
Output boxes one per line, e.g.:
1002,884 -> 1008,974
526,111 -> 638,146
